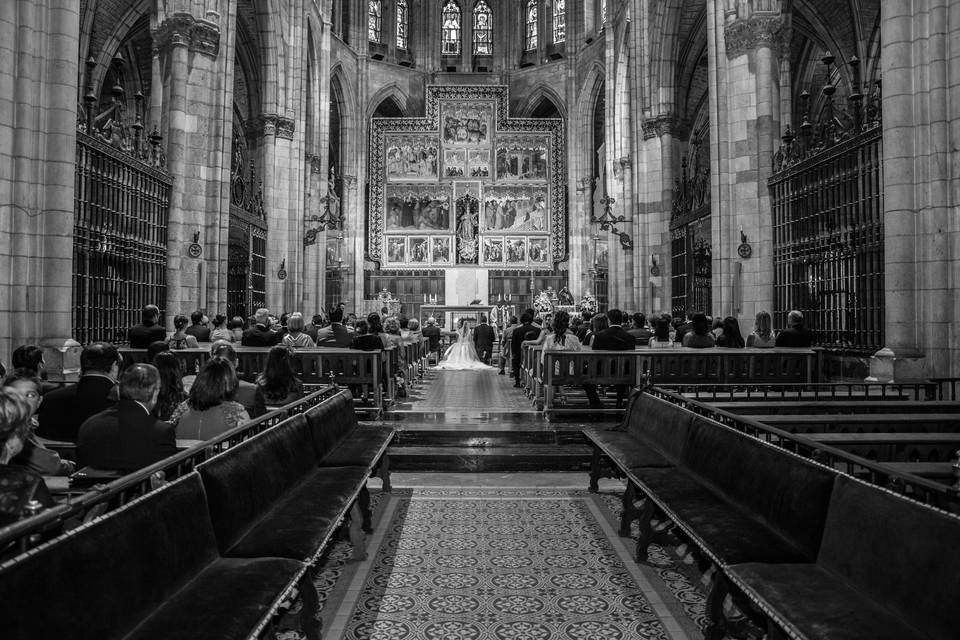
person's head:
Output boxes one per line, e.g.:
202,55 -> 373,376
255,308 -> 271,326
141,304 -> 160,325
721,316 -> 744,346
210,340 -> 238,365
384,318 -> 401,335
687,310 -> 696,321
190,310 -> 204,326
607,309 -> 624,326
653,316 -> 671,341
287,314 -> 306,334
119,363 -> 161,410
2,369 -> 43,416
591,313 -> 609,333
367,313 -> 383,334
787,310 -> 804,328
151,352 -> 185,397
173,314 -> 189,332
211,313 -> 227,328
280,312 -> 290,328
479,314 -> 487,324
509,316 -> 518,326
711,317 -> 723,332
632,313 -> 646,330
691,313 -> 710,336
145,342 -> 169,364
426,316 -> 436,326
11,345 -> 44,377
229,316 -> 245,331
752,310 -> 772,338
408,318 -> 420,332
81,342 -> 121,377
570,317 -> 583,330
581,311 -> 594,323
188,357 -> 238,411
398,315 -> 409,329
260,345 -> 298,393
553,310 -> 571,343
0,388 -> 33,464
458,318 -> 467,329
329,307 -> 344,324
354,319 -> 369,335
520,311 -> 533,325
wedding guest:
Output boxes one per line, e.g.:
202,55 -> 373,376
351,320 -> 384,351
585,309 -> 634,408
151,352 -> 187,422
305,313 -> 324,343
511,310 -> 541,388
499,316 -> 518,375
209,314 -> 232,343
648,316 -> 675,347
37,342 -> 120,442
11,345 -> 44,378
0,389 -> 53,525
715,316 -> 745,348
167,315 -> 200,349
2,369 -> 75,476
229,317 -> 245,342
583,313 -> 609,347
283,314 -> 316,348
682,313 -> 716,348
775,310 -> 814,347
128,304 -> 166,348
404,319 -> 423,344
316,307 -> 353,347
747,310 -> 777,348
242,308 -> 280,346
205,341 -> 264,417
627,313 -> 653,345
674,310 -> 696,345
168,358 -> 249,440
422,317 -> 442,362
255,346 -> 304,409
542,311 -> 581,358
184,311 -> 211,343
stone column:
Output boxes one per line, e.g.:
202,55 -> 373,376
0,0 -> 80,369
869,0 -> 960,381
154,6 -> 234,325
706,1 -> 781,321
639,116 -> 679,315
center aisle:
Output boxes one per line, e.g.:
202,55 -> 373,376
397,368 -> 533,413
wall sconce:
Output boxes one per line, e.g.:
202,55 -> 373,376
187,230 -> 203,259
277,259 -> 287,280
304,167 -> 342,247
591,194 -> 633,250
738,227 -> 752,259
650,254 -> 660,276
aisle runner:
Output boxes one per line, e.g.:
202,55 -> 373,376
336,489 -> 690,640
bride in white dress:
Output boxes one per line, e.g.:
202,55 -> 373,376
435,319 -> 496,371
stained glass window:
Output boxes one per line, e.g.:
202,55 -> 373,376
473,0 -> 493,55
525,0 -> 538,50
397,0 -> 409,49
368,0 -> 382,42
442,1 -> 462,55
553,0 -> 565,43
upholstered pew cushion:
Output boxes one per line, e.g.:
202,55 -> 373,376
319,426 -> 394,468
0,473 -> 302,640
583,428 -> 675,468
305,389 -> 394,468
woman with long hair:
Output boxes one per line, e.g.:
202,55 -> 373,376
682,313 -> 716,348
584,313 -> 609,347
541,310 -> 581,405
209,314 -> 232,343
747,310 -> 776,348
648,316 -> 675,348
255,345 -> 304,408
716,316 -> 746,348
167,357 -> 249,440
151,351 -> 187,421
166,314 -> 200,349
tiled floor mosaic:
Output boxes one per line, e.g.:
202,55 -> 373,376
290,485 -> 706,640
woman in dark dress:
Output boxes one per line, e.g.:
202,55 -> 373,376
152,352 -> 187,421
715,316 -> 746,348
255,346 -> 304,409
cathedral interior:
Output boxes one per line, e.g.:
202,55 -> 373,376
1,1 -> 960,639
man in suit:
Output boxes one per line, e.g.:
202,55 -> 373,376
421,317 -> 442,363
499,316 -> 518,375
585,308 -> 635,409
305,313 -> 324,343
627,312 -> 653,345
37,342 -> 121,442
511,310 -> 541,388
674,310 -> 696,345
77,364 -> 177,472
316,307 -> 353,347
473,314 -> 497,364
184,310 -> 211,343
241,308 -> 280,346
128,305 -> 167,348
775,309 -> 814,348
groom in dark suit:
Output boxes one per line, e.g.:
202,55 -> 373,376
473,314 -> 496,364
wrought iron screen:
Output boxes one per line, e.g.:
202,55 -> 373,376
769,126 -> 883,352
73,132 -> 171,344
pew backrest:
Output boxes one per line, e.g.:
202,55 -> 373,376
0,474 -> 218,640
624,392 -> 697,463
305,390 -> 358,460
817,475 -> 960,640
198,414 -> 316,555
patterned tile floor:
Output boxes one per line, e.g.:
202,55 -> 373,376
276,477 -> 708,640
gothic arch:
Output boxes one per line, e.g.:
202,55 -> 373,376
366,84 -> 409,119
330,66 -> 359,177
517,85 -> 567,121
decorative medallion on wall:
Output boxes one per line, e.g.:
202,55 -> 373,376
368,85 -> 566,269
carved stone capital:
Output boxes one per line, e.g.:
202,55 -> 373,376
342,174 -> 357,189
277,116 -> 296,139
576,176 -> 594,192
725,16 -> 783,57
260,114 -> 278,137
641,114 -> 682,140
152,12 -> 220,57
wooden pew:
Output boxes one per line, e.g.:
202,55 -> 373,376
749,413 -> 960,434
708,400 -> 960,415
805,432 -> 960,462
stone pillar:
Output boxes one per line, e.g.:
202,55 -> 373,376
154,6 -> 234,325
0,0 -> 80,368
639,116 -> 679,315
706,1 -> 781,321
869,0 -> 960,381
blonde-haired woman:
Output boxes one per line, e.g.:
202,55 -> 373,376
747,310 -> 776,348
0,388 -> 53,525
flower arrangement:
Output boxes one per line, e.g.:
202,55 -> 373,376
577,292 -> 598,314
533,290 -> 554,314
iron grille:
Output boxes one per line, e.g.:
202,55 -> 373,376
73,132 -> 170,345
769,127 -> 883,352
